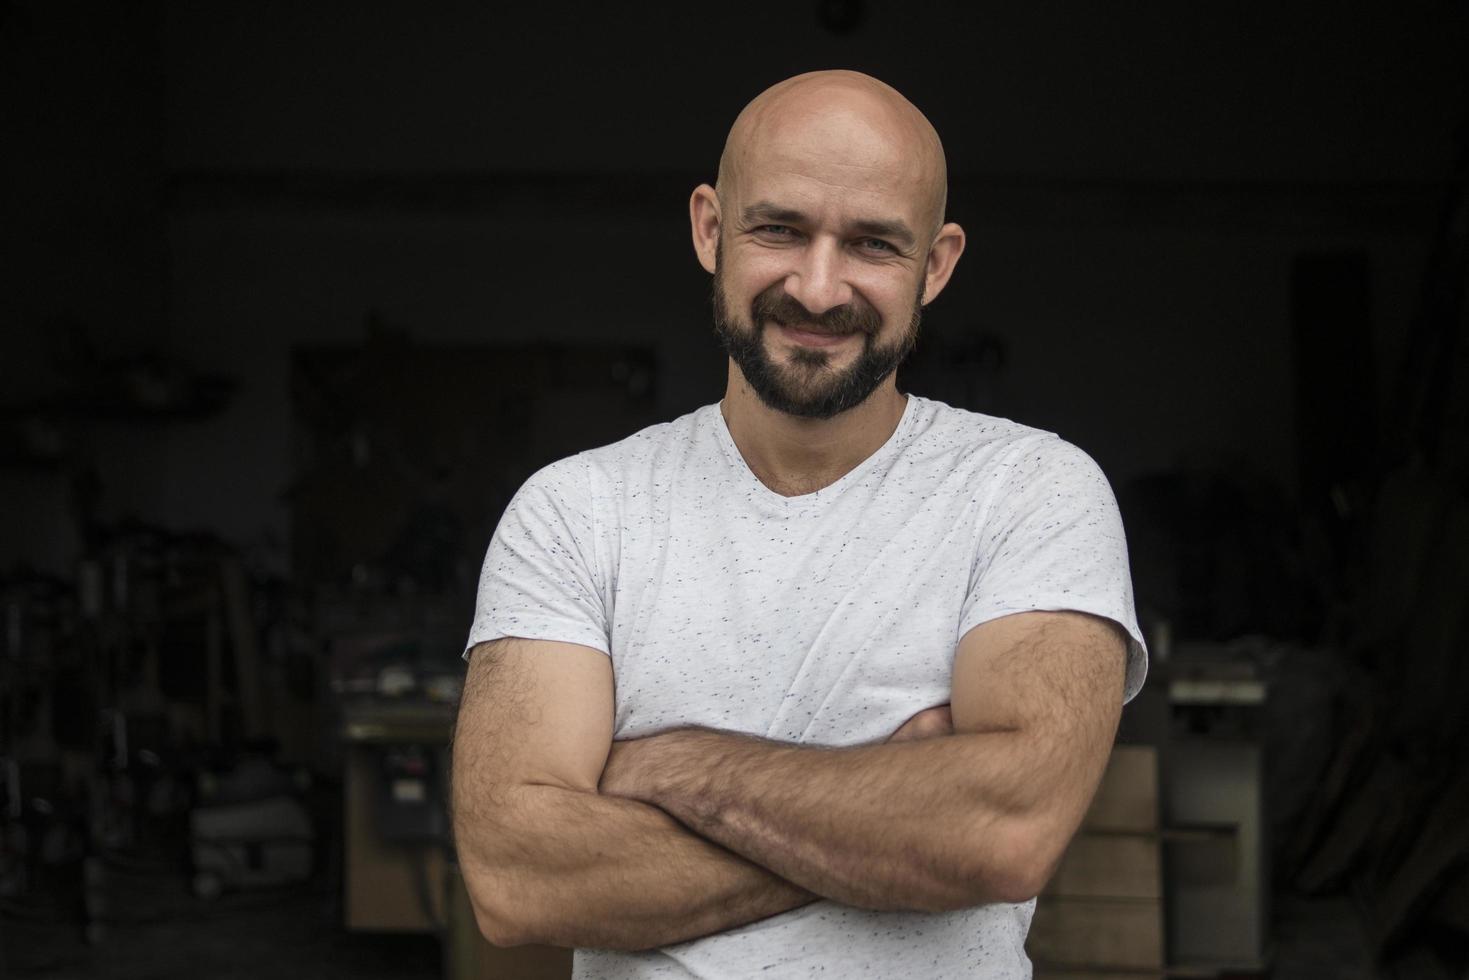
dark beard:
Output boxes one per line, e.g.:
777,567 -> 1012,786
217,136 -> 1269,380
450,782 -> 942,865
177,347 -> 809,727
711,261 -> 924,420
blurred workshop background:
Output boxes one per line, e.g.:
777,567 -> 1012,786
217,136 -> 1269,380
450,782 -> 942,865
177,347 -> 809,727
3,2 -> 1468,978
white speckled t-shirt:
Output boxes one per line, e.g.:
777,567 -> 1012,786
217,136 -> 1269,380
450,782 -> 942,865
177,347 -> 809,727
468,395 -> 1147,980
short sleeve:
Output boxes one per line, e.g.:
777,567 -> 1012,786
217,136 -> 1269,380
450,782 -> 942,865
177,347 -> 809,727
960,436 -> 1148,702
464,455 -> 610,658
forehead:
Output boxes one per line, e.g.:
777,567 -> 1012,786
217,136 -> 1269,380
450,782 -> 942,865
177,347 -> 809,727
728,105 -> 934,228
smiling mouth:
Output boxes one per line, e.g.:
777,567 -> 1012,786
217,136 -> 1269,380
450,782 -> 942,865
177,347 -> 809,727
770,320 -> 861,344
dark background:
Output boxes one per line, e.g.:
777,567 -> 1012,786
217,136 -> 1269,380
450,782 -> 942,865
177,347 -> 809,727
3,1 -> 1468,977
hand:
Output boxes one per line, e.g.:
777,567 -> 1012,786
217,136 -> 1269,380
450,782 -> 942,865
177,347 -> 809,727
599,738 -> 646,798
887,704 -> 953,743
600,730 -> 705,800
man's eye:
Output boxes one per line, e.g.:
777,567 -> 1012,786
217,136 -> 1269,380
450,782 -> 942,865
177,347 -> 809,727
861,238 -> 895,253
759,225 -> 794,236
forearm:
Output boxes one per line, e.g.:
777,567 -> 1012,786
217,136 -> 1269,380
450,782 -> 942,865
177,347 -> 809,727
602,728 -> 1058,911
455,780 -> 814,950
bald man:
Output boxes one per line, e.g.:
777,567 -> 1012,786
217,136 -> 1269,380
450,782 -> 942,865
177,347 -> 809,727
453,71 -> 1147,978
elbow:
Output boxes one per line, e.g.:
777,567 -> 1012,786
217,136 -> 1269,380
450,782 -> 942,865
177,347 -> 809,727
896,852 -> 1033,913
476,911 -> 530,949
985,859 -> 1049,906
955,819 -> 1065,907
461,863 -> 542,948
454,799 -> 561,947
998,820 -> 1069,904
475,907 -> 533,949
941,867 -> 1037,911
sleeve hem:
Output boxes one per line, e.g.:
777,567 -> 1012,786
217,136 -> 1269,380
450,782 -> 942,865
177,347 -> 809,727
462,619 -> 612,661
958,602 -> 1150,704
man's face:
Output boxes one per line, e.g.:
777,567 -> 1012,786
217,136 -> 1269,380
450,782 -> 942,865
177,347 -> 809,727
705,99 -> 940,420
693,76 -> 965,419
711,248 -> 925,419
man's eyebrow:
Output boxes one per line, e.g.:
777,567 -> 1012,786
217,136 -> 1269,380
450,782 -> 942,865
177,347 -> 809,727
741,202 -> 808,227
740,201 -> 917,249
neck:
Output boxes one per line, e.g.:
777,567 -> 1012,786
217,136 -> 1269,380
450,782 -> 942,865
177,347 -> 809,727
720,362 -> 908,497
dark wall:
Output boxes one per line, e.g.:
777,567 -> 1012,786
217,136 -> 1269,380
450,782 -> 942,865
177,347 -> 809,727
2,1 -> 167,388
5,0 -> 1467,574
159,2 -> 1465,182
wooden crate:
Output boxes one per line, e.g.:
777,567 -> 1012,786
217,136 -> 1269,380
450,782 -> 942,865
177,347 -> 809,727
1029,896 -> 1165,971
1034,971 -> 1165,980
1035,970 -> 1165,980
1082,745 -> 1159,832
1047,833 -> 1162,900
1029,745 -> 1164,973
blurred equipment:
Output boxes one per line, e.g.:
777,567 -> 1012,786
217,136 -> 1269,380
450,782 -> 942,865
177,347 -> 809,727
190,793 -> 313,898
341,699 -> 570,979
290,334 -> 660,973
340,699 -> 454,932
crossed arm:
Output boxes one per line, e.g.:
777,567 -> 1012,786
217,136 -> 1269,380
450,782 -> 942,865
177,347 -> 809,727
450,611 -> 1126,951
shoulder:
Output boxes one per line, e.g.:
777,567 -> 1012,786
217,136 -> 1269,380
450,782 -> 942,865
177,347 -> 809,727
903,396 -> 1094,478
509,406 -> 722,530
519,405 -> 720,492
906,395 -> 1049,451
579,404 -> 717,469
898,398 -> 1119,523
573,404 -> 723,497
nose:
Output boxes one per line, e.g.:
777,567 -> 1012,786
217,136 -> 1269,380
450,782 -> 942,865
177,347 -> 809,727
782,238 -> 853,316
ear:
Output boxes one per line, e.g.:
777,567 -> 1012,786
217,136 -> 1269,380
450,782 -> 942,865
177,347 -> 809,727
919,222 -> 966,305
690,183 -> 722,275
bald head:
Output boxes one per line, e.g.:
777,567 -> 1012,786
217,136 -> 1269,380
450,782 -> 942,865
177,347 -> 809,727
689,71 -> 968,420
716,71 -> 948,236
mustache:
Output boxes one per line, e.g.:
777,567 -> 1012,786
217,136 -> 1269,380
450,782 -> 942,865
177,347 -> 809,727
750,285 -> 882,337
